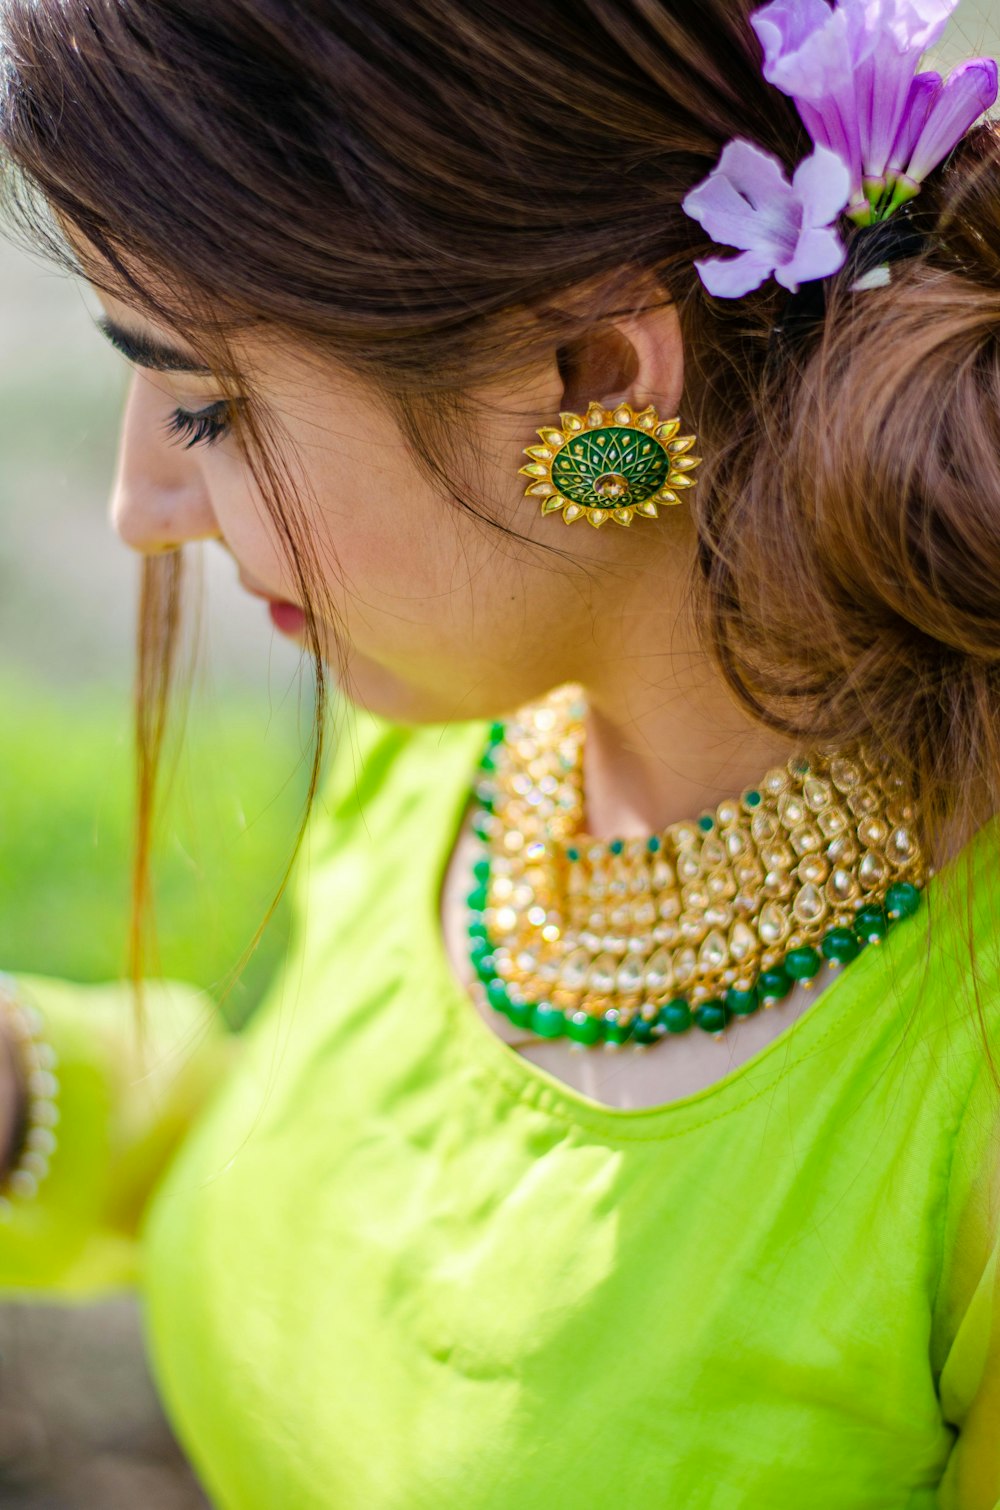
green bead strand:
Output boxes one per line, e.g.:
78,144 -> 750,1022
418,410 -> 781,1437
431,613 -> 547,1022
566,1010 -> 602,1046
726,986 -> 760,1017
694,999 -> 731,1034
601,1009 -> 634,1045
659,999 -> 693,1034
821,927 -> 861,966
758,967 -> 793,1003
506,998 -> 534,1030
854,905 -> 888,944
472,952 -> 497,984
785,946 -> 822,981
486,979 -> 511,1013
885,882 -> 921,920
529,1003 -> 566,1039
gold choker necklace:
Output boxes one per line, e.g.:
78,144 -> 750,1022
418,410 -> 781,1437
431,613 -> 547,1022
466,684 -> 928,1048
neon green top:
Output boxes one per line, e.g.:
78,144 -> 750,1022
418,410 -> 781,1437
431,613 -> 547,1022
2,701 -> 1000,1508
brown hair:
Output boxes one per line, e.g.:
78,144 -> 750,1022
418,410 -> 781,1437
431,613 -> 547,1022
2,1 -> 1000,1047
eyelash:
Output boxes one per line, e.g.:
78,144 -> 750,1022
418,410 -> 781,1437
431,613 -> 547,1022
163,400 -> 237,450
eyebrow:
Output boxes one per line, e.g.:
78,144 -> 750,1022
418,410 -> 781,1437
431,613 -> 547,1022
96,316 -> 213,375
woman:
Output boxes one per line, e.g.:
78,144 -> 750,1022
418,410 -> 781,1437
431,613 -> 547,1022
0,0 -> 997,1503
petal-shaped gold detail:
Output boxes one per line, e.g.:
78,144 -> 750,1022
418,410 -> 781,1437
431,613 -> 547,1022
525,445 -> 553,462
587,508 -> 610,527
671,455 -> 702,472
540,496 -> 565,514
635,405 -> 657,429
612,507 -> 633,526
519,462 -> 549,478
635,500 -> 659,517
667,435 -> 697,455
559,411 -> 584,433
667,472 -> 695,489
657,490 -> 679,505
586,403 -> 608,427
656,418 -> 681,443
612,406 -> 632,425
563,503 -> 584,523
539,428 -> 566,448
527,481 -> 555,496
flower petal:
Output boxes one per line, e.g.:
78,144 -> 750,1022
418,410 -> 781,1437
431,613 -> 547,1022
694,251 -> 778,299
777,227 -> 849,291
792,98 -> 861,198
855,45 -> 921,180
873,0 -> 958,57
886,72 -> 943,176
682,139 -> 796,254
904,58 -> 999,182
751,0 -> 835,72
751,0 -> 867,99
791,144 -> 852,227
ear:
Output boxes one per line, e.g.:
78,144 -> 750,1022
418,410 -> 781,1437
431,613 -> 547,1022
555,284 -> 684,418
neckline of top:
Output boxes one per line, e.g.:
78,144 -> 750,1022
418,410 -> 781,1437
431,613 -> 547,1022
411,718 -> 955,1140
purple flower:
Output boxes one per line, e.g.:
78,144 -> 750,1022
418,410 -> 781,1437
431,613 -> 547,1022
851,0 -> 958,189
750,0 -> 969,219
682,139 -> 850,297
752,0 -> 871,192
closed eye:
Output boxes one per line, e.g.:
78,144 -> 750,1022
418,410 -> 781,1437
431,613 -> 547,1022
163,400 -> 237,450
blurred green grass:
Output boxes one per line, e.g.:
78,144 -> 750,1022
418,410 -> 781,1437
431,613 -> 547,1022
0,243 -> 313,1031
0,664 -> 314,1030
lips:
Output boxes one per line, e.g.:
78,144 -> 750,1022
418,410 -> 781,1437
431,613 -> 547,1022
237,572 -> 306,635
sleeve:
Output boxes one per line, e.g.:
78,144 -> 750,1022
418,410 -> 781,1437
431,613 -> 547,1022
0,970 -> 240,1301
933,1036 -> 1000,1509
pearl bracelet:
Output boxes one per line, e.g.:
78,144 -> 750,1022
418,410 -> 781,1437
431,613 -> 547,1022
0,972 -> 60,1220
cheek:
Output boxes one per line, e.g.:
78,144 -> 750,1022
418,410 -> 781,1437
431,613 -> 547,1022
205,435 -> 480,621
291,428 -> 498,613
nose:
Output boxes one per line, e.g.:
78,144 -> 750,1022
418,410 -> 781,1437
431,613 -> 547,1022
110,372 -> 223,554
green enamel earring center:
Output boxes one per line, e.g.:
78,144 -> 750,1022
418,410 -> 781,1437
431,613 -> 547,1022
555,427 -> 670,510
519,401 -> 702,530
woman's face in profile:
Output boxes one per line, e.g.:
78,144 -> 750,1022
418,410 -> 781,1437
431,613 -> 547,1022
95,289 -> 597,724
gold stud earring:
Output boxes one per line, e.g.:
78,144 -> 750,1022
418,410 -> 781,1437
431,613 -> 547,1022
518,400 -> 701,529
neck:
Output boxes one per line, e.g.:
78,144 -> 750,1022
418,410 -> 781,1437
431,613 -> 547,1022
581,686 -> 796,842
576,531 -> 796,841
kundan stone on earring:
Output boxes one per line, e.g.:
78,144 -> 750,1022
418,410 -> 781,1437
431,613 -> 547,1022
519,401 -> 701,529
